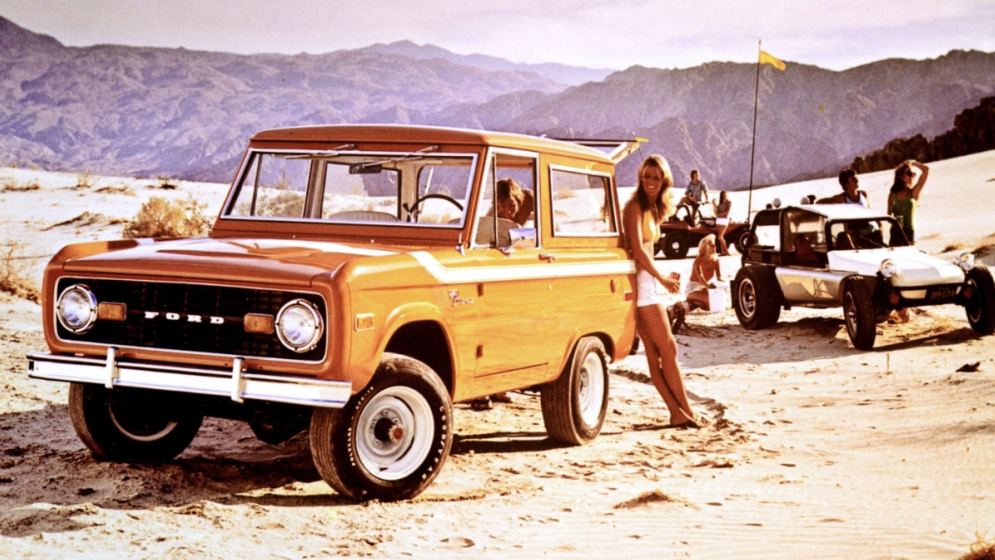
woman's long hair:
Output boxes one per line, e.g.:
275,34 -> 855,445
631,154 -> 674,225
891,162 -> 912,194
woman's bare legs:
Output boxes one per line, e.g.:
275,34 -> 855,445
637,303 -> 695,425
715,224 -> 729,254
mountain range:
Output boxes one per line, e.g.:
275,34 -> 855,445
1,15 -> 994,190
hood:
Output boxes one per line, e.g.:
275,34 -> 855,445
827,247 -> 965,287
61,237 -> 402,287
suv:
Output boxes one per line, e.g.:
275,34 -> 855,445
28,125 -> 642,501
732,204 -> 994,349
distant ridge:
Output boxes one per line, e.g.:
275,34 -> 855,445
357,40 -> 613,86
0,14 -> 993,190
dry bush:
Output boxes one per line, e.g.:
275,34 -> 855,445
122,195 -> 212,239
2,179 -> 40,192
960,531 -> 995,560
0,242 -> 40,303
944,242 -> 965,253
74,172 -> 95,190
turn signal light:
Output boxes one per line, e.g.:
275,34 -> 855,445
244,313 -> 275,334
96,302 -> 128,322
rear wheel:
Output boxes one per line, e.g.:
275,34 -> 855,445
69,383 -> 203,462
843,277 -> 877,350
310,354 -> 452,502
733,228 -> 751,254
661,232 -> 690,260
541,337 -> 609,445
964,264 -> 995,335
733,266 -> 781,329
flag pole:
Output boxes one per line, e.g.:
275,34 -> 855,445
747,39 -> 761,220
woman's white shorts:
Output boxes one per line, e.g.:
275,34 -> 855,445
637,269 -> 663,307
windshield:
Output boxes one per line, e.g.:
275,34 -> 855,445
223,150 -> 476,227
829,218 -> 908,250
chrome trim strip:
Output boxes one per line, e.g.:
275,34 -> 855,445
27,351 -> 351,409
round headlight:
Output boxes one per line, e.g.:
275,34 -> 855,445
57,284 -> 98,333
276,299 -> 323,353
880,259 -> 899,279
957,252 -> 975,272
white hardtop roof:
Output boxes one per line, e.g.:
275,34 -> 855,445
790,204 -> 892,221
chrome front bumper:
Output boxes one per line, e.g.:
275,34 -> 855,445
27,350 -> 351,408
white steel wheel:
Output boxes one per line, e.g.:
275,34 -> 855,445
577,351 -> 606,428
354,386 -> 434,481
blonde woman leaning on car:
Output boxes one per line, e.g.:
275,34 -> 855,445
623,155 -> 699,429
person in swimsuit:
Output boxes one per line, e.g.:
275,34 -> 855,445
686,235 -> 724,311
887,160 -> 928,244
712,191 -> 732,255
623,155 -> 699,428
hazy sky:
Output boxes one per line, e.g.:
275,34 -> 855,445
2,0 -> 993,71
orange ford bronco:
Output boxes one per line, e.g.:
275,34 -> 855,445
28,125 -> 642,501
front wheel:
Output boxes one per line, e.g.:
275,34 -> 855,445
69,383 -> 203,462
541,337 -> 609,445
310,354 -> 452,502
964,264 -> 995,335
843,277 -> 877,350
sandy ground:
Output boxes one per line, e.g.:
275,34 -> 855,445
1,151 -> 994,559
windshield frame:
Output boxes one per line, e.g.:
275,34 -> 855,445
219,148 -> 479,230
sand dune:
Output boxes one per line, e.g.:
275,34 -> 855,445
1,152 -> 994,559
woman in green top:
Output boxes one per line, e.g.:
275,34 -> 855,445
887,159 -> 929,244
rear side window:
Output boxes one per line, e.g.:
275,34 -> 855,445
550,168 -> 615,236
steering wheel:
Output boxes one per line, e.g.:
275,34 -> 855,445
406,193 -> 463,221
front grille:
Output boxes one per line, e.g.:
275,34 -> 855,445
55,278 -> 326,361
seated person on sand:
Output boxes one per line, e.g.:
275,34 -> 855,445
685,235 -> 724,312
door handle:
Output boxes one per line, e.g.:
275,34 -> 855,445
539,253 -> 556,262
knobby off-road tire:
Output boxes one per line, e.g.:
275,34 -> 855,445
309,353 -> 452,502
965,264 -> 995,335
541,337 -> 609,445
68,383 -> 203,462
733,265 -> 782,329
661,232 -> 690,260
843,276 -> 877,350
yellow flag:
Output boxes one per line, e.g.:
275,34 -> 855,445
759,50 -> 786,71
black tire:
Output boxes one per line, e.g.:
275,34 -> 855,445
733,266 -> 782,329
541,337 -> 609,445
965,264 -> 995,335
68,383 -> 203,462
843,277 -> 877,350
661,232 -> 690,260
309,354 -> 452,502
249,421 -> 303,446
733,228 -> 751,254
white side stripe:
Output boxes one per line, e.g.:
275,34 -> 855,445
410,251 -> 634,284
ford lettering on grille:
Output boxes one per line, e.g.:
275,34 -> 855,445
144,311 -> 225,324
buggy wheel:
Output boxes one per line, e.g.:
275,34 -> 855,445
733,266 -> 781,329
843,277 -> 877,350
733,228 -> 751,254
662,232 -> 690,260
541,337 -> 609,445
309,354 -> 452,502
69,383 -> 203,462
964,264 -> 995,335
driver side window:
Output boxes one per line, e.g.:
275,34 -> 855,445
473,153 -> 537,248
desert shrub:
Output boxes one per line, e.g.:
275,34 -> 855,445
122,195 -> 212,239
2,179 -> 40,192
74,172 -> 95,189
0,242 -> 40,303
